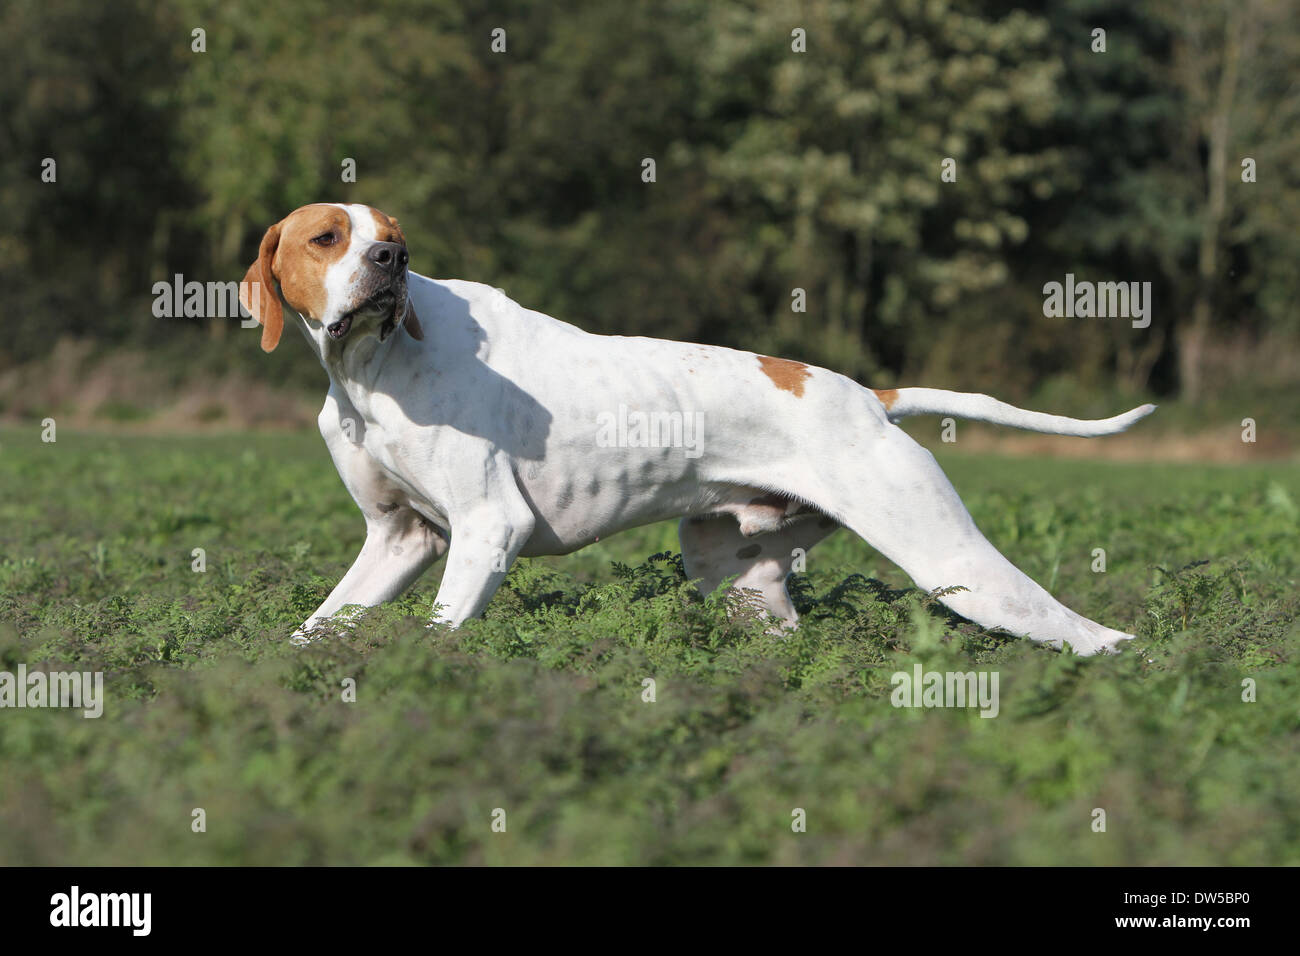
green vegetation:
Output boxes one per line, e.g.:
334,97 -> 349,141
3,0 -> 1298,418
1,428 -> 1296,864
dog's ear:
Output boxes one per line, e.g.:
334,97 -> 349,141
403,295 -> 424,341
239,222 -> 284,352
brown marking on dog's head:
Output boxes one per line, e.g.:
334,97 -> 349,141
757,356 -> 810,397
872,388 -> 899,411
240,204 -> 353,351
369,207 -> 406,245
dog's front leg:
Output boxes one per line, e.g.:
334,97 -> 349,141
430,506 -> 535,627
292,512 -> 448,643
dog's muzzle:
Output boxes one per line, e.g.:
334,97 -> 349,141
329,277 -> 406,342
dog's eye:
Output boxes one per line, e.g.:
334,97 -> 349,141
311,232 -> 338,246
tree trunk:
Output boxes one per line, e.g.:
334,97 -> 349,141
1180,6 -> 1243,403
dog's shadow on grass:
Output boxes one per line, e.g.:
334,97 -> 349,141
790,572 -> 988,639
501,553 -> 992,646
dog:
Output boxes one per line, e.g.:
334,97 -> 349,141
239,203 -> 1155,655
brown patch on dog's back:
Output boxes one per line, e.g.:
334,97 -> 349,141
758,356 -> 810,397
872,388 -> 899,410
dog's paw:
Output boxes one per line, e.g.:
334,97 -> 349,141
290,607 -> 365,645
1069,629 -> 1136,657
1097,631 -> 1137,654
289,619 -> 337,645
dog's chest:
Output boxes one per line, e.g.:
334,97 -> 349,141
354,418 -> 453,526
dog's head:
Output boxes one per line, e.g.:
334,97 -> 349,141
239,203 -> 423,352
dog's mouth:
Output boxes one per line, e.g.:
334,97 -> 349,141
327,289 -> 401,342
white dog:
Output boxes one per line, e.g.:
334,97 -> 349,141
240,203 -> 1154,655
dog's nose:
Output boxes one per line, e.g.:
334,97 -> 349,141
368,241 -> 408,274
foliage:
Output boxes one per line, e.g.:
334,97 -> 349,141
1,0 -> 1296,400
1,429 -> 1296,864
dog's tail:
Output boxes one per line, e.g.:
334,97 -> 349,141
876,387 -> 1156,437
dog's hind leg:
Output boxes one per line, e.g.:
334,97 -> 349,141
804,424 -> 1133,655
679,513 -> 840,624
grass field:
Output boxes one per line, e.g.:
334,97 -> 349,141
1,426 -> 1297,864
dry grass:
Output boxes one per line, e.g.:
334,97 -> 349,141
0,338 -> 318,431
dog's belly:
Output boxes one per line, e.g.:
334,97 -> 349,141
516,462 -> 822,557
514,448 -> 704,555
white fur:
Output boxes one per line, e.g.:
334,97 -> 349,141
283,207 -> 1152,655
884,387 -> 1155,436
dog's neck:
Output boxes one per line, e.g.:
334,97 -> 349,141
289,295 -> 414,401
285,271 -> 489,426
